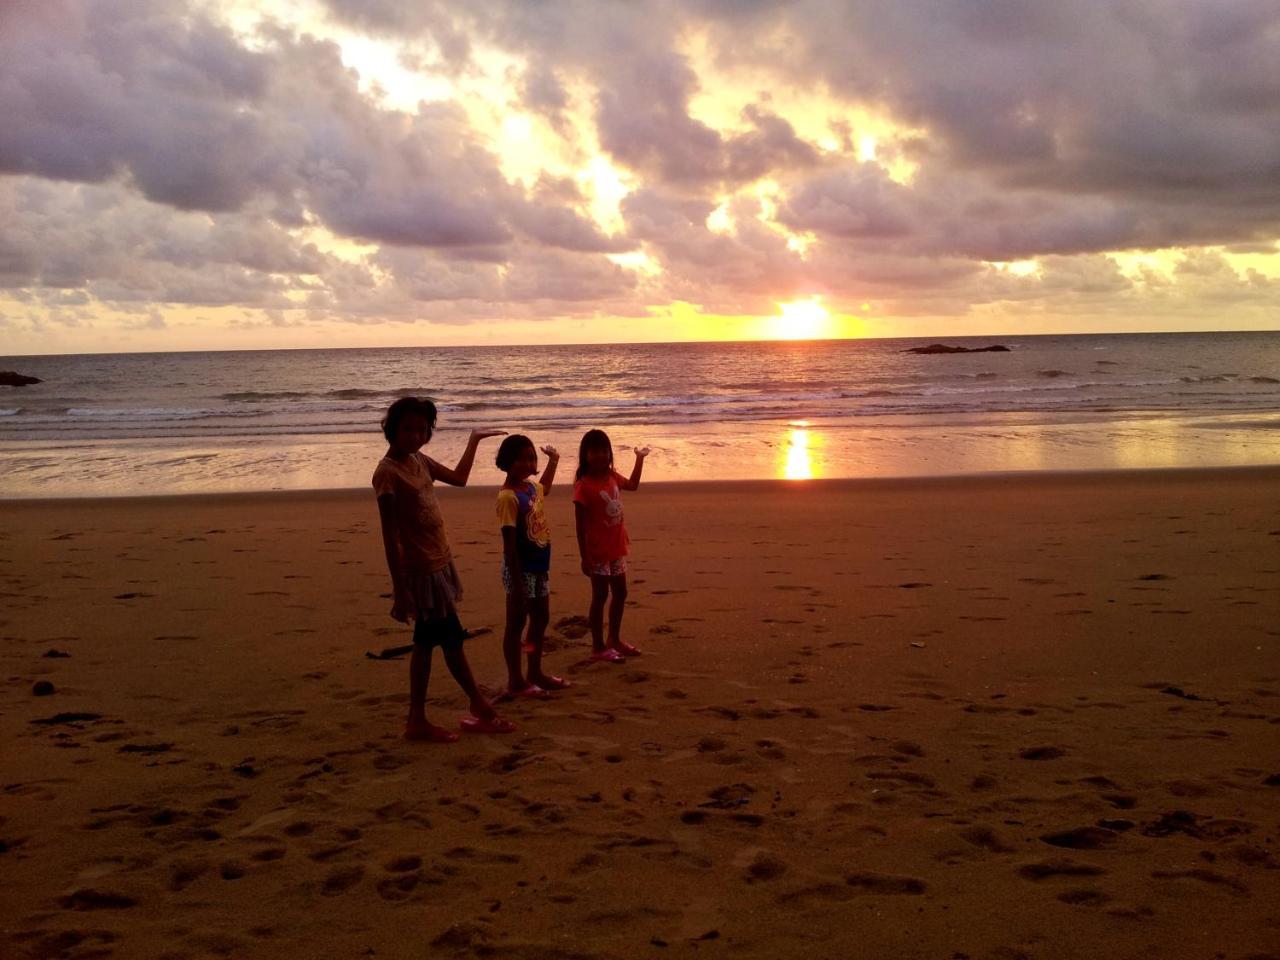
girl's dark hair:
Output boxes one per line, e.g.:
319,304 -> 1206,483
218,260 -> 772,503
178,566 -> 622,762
576,429 -> 613,479
381,397 -> 437,444
495,434 -> 535,471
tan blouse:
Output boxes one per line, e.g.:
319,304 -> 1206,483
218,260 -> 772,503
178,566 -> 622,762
372,452 -> 453,573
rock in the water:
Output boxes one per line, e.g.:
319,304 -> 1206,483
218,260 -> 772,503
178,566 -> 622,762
905,344 -> 1011,355
0,371 -> 41,386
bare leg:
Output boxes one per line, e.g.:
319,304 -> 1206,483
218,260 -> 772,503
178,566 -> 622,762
606,574 -> 628,644
607,575 -> 641,656
441,645 -> 497,721
525,597 -> 567,688
588,576 -> 610,652
503,592 -> 529,692
408,643 -> 430,724
404,637 -> 458,741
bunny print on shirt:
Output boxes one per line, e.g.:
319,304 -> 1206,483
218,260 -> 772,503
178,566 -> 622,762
573,470 -> 631,562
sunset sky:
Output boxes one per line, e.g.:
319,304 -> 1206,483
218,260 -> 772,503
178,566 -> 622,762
2,0 -> 1279,354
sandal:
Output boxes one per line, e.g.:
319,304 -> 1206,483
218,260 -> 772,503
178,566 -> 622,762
460,715 -> 517,735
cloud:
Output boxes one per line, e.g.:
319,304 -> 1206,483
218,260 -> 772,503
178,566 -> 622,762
0,1 -> 626,251
0,176 -> 334,304
4,0 -> 1280,347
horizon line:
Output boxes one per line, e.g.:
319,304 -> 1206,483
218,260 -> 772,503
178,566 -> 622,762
3,325 -> 1276,360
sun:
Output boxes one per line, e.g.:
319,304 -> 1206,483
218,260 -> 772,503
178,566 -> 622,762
772,297 -> 831,340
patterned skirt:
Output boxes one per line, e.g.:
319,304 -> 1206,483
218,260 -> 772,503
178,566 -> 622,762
405,561 -> 463,622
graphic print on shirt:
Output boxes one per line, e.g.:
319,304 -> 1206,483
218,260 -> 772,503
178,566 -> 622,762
525,485 -> 551,547
497,481 -> 552,573
573,471 -> 630,564
599,485 -> 623,526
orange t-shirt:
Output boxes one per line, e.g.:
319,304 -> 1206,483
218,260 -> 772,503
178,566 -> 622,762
573,470 -> 630,563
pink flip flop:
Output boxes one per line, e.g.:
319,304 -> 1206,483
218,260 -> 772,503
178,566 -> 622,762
509,683 -> 550,700
611,642 -> 642,657
533,675 -> 571,690
590,649 -> 625,663
404,722 -> 460,743
460,715 -> 517,735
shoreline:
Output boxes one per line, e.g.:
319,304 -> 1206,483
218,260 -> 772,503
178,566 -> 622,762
3,461 -> 1280,506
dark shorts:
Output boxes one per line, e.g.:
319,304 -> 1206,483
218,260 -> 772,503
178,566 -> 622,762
411,611 -> 467,651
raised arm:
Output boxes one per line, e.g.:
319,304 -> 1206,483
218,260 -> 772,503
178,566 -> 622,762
376,495 -> 411,623
539,445 -> 560,496
430,428 -> 506,487
619,446 -> 649,491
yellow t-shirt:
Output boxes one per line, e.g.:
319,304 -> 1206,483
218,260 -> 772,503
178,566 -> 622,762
372,452 -> 452,573
496,481 -> 551,573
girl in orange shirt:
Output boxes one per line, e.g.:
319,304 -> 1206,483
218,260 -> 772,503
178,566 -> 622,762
573,429 -> 649,662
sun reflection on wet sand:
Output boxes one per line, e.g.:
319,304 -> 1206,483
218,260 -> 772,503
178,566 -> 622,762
782,422 -> 816,480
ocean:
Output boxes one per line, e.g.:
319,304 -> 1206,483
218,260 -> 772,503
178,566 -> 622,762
2,331 -> 1278,497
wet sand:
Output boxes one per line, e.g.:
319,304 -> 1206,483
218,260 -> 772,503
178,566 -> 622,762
2,469 -> 1279,959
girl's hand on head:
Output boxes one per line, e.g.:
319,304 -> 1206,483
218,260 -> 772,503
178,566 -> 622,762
634,446 -> 650,459
470,429 -> 507,442
540,445 -> 559,460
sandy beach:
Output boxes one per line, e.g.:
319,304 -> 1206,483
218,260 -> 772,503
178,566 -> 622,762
2,469 -> 1278,960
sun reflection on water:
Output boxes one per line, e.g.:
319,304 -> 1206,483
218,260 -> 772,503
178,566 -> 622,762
782,423 -> 816,480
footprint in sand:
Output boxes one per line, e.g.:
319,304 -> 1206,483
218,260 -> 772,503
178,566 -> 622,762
1101,793 -> 1137,810
321,866 -> 364,895
169,859 -> 211,891
377,872 -> 426,901
1017,858 -> 1105,881
743,851 -> 787,882
118,742 -> 173,756
59,889 -> 139,910
1151,868 -> 1249,896
960,826 -> 1016,853
1058,889 -> 1111,906
844,872 -> 926,895
1040,826 -> 1118,850
384,855 -> 422,872
1019,746 -> 1067,760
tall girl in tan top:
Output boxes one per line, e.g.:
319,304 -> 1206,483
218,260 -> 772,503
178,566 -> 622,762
373,397 -> 514,741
